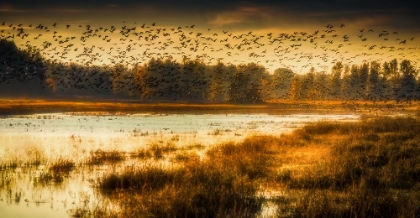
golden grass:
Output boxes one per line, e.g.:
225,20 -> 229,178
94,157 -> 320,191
49,158 -> 75,174
86,149 -> 126,165
97,136 -> 282,217
94,116 -> 420,217
275,116 -> 420,217
3,110 -> 419,217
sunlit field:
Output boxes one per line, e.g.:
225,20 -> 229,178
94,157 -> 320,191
0,101 -> 419,217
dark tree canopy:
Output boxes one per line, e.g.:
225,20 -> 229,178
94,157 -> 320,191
1,40 -> 419,102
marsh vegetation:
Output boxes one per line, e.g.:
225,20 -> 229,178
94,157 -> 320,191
1,111 -> 420,217
82,116 -> 419,217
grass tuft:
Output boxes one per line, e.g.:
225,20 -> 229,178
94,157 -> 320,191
87,149 -> 125,165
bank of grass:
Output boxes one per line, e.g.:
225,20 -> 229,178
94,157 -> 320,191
96,116 -> 420,217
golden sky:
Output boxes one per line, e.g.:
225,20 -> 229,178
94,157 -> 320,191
1,0 -> 420,73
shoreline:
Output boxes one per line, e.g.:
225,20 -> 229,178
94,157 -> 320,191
0,99 -> 418,115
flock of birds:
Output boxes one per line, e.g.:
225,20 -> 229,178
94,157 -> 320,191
1,20 -> 420,106
1,20 -> 419,73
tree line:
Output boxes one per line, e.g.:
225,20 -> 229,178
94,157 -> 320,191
1,39 -> 419,102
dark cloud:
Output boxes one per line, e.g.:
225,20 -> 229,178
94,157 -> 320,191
1,0 -> 419,31
2,0 -> 418,12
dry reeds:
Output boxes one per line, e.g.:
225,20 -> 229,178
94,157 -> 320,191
98,136 -> 279,217
94,116 -> 420,217
279,116 -> 420,217
87,149 -> 125,165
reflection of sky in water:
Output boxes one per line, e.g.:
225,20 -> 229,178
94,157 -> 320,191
0,113 -> 360,154
1,113 -> 359,136
0,113 -> 359,218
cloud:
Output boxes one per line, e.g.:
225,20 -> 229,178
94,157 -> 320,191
0,4 -> 29,12
208,6 -> 277,27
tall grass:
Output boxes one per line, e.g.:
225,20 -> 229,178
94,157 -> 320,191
98,136 -> 280,217
95,116 -> 420,217
279,116 -> 420,217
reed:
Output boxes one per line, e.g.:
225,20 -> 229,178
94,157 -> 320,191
98,135 -> 279,217
87,149 -> 125,165
277,116 -> 420,217
93,116 -> 420,217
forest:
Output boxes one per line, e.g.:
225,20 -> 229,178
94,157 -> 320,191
0,38 -> 419,103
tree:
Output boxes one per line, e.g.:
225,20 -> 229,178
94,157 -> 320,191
389,59 -> 400,99
207,62 -> 231,102
135,63 -> 152,100
112,64 -> 132,96
330,62 -> 343,99
398,60 -> 417,101
381,61 -> 394,101
358,62 -> 369,99
301,68 -> 315,100
271,68 -> 294,99
289,74 -> 302,100
229,63 -> 265,103
367,61 -> 380,101
314,71 -> 329,100
341,65 -> 352,99
0,39 -> 49,97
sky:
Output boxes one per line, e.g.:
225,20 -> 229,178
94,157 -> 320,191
1,0 -> 420,73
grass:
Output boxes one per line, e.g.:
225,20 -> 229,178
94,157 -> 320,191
97,136 -> 279,217
276,116 -> 420,217
28,158 -> 77,186
49,158 -> 75,174
48,158 -> 76,183
171,151 -> 200,162
87,149 -> 126,165
184,143 -> 206,150
132,142 -> 179,159
0,159 -> 19,170
2,111 -> 419,217
95,116 -> 420,217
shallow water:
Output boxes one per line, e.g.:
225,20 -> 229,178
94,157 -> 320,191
0,112 -> 360,217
